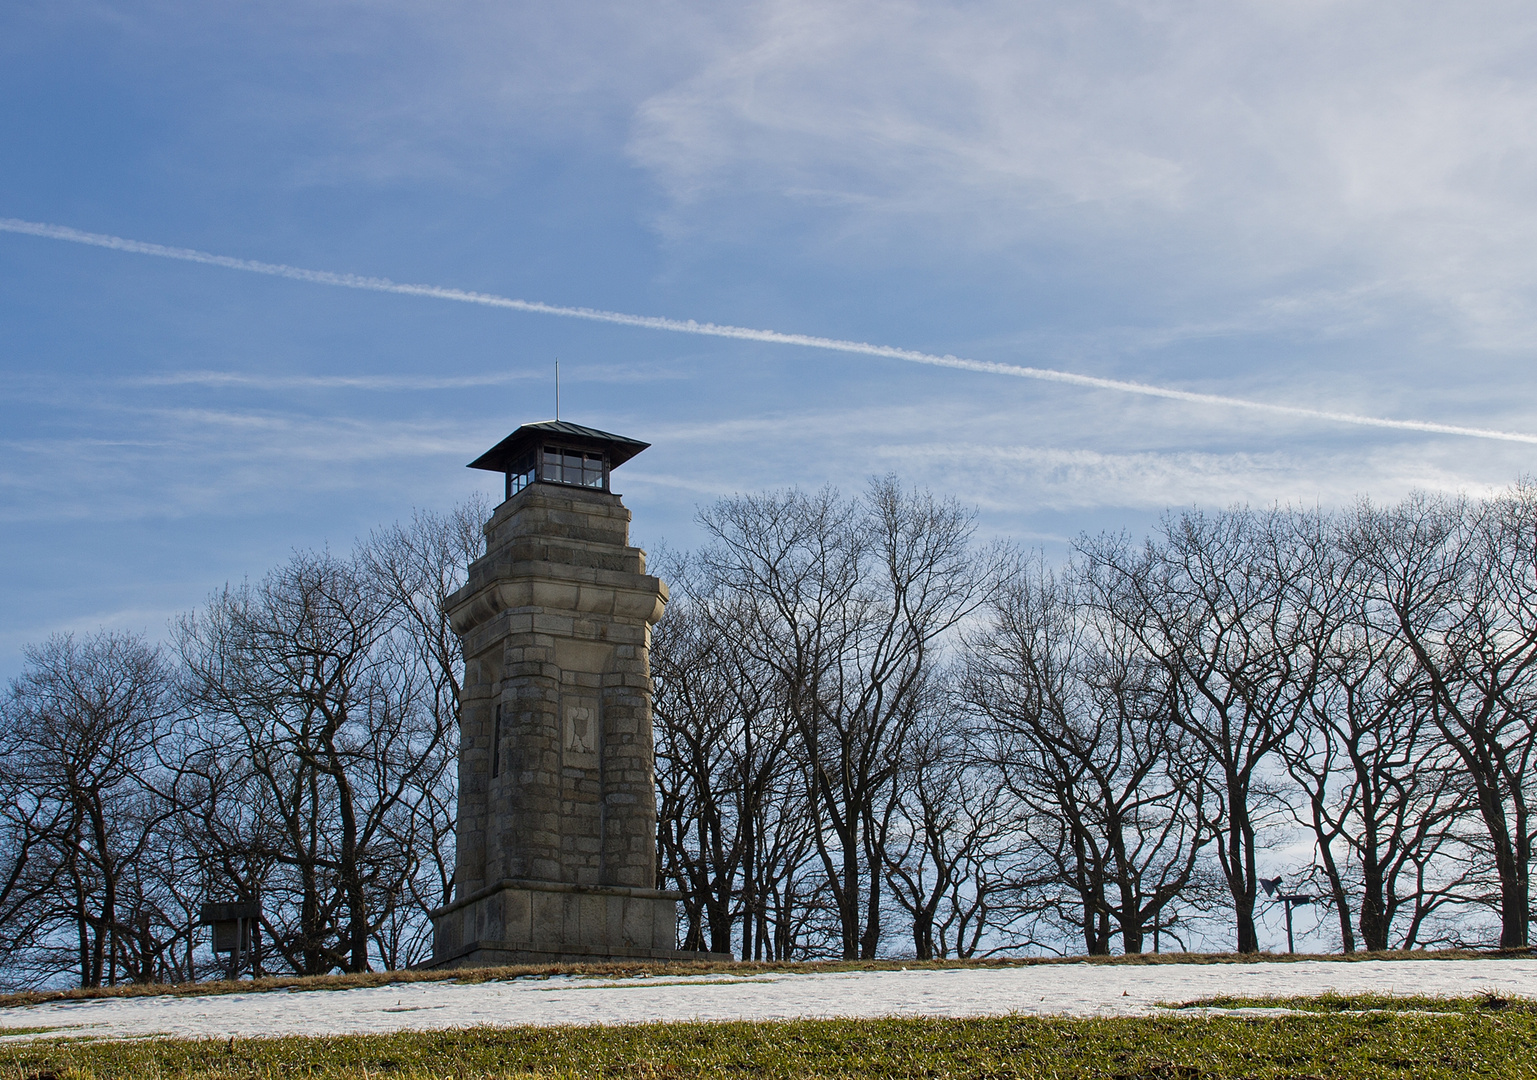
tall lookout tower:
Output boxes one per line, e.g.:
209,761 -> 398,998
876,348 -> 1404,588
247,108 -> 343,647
430,420 -> 705,966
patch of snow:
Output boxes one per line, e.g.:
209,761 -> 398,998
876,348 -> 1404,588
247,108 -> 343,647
1,959 -> 1533,1041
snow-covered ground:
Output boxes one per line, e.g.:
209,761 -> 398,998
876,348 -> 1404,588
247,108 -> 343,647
2,960 -> 1534,1042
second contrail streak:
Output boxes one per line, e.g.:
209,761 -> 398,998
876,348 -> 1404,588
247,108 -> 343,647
3,215 -> 1533,446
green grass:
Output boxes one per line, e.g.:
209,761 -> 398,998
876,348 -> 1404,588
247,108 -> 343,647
3,1010 -> 1537,1079
1170,991 -> 1537,1015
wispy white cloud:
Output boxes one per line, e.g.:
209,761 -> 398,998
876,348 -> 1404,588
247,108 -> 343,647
628,0 -> 1537,349
628,400 -> 1526,530
869,440 -> 1510,514
618,469 -> 748,499
128,370 -> 540,391
124,364 -> 680,391
0,405 -> 492,523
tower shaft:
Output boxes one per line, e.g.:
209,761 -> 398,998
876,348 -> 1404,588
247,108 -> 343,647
430,483 -> 693,965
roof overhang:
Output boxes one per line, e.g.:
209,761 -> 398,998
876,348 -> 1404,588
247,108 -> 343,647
467,420 -> 650,473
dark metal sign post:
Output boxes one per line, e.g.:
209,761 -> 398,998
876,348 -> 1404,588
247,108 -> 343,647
1260,877 -> 1315,954
199,901 -> 261,981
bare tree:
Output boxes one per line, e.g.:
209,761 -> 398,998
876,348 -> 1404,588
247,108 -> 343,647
881,691 -> 1032,959
1280,511 -> 1472,951
362,497 -> 485,960
654,551 -> 829,959
1081,510 -> 1329,953
1353,489 -> 1537,948
0,632 -> 179,988
965,557 -> 1212,954
692,479 -> 990,958
653,590 -> 751,954
175,548 -> 449,974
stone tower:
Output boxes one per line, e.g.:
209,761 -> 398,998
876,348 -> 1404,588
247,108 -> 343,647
430,420 -> 706,966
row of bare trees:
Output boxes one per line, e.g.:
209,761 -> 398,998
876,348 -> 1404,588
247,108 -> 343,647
653,480 -> 1001,960
0,502 -> 482,988
653,482 -> 1536,958
3,479 -> 1533,986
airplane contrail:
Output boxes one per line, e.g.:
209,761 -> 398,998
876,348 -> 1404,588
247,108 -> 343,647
3,215 -> 1534,446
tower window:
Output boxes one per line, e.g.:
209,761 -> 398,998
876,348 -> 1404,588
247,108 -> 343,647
538,446 -> 607,489
506,452 -> 537,498
504,446 -> 609,497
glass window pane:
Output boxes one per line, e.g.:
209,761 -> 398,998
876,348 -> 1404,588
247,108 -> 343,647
528,446 -> 611,487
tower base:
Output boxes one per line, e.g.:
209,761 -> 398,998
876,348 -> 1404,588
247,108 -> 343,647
428,879 -> 726,967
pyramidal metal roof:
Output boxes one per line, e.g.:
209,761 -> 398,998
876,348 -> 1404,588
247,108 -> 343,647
466,420 -> 650,473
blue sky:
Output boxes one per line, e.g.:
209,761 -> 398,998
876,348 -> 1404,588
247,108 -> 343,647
3,0 -> 1537,678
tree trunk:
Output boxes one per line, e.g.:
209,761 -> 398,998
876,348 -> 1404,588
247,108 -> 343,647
1359,870 -> 1389,951
1312,801 -> 1354,953
913,910 -> 934,960
1223,777 -> 1260,954
1496,853 -> 1530,949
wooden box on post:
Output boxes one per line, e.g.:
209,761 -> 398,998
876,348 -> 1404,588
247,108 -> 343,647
199,901 -> 260,978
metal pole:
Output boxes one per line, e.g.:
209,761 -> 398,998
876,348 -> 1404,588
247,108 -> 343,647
1285,901 -> 1296,954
